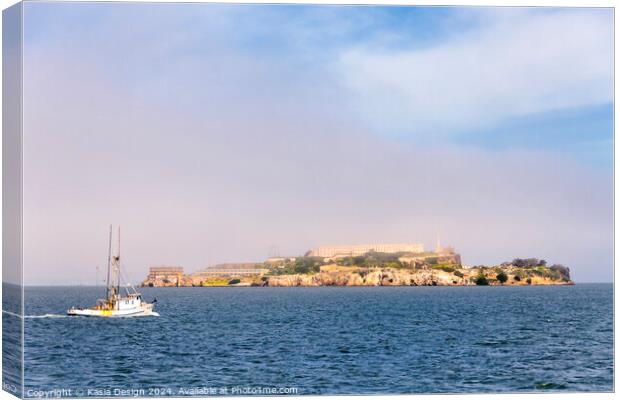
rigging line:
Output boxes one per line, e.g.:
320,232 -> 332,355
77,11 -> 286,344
118,263 -> 138,295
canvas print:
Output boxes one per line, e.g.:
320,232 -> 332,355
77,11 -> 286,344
2,1 -> 614,398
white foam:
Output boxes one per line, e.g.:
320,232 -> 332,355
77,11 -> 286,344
24,314 -> 67,319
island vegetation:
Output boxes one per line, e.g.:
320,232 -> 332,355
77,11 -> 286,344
260,254 -> 572,287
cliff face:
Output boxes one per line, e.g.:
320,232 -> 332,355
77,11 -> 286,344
266,266 -> 572,287
266,269 -> 466,287
142,275 -> 237,287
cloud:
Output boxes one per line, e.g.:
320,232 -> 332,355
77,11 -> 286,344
337,8 -> 613,137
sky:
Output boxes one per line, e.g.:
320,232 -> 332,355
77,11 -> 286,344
21,3 -> 613,284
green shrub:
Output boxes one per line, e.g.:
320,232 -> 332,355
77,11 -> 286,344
531,268 -> 544,276
513,275 -> 521,282
362,252 -> 404,268
549,264 -> 571,281
511,258 -> 543,268
475,275 -> 489,286
526,278 -> 532,285
292,257 -> 324,274
496,271 -> 508,284
432,264 -> 456,273
228,278 -> 241,285
454,270 -> 464,278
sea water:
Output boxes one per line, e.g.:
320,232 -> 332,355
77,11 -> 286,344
13,284 -> 614,395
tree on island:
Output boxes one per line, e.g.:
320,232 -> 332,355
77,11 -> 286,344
496,271 -> 508,285
549,264 -> 570,281
474,274 -> 489,286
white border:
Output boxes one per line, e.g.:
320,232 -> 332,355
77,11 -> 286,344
0,1 -> 616,400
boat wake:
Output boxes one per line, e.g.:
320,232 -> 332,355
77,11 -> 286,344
25,314 -> 67,319
3,310 -> 67,319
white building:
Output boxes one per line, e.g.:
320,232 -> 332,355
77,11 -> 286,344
309,243 -> 424,258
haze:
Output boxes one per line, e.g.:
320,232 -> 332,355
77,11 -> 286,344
21,4 -> 613,284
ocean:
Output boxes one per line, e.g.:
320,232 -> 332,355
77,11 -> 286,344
8,284 -> 615,396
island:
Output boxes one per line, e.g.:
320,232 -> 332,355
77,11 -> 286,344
140,242 -> 573,287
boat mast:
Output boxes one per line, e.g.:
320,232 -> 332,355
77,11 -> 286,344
106,225 -> 112,301
116,226 -> 121,298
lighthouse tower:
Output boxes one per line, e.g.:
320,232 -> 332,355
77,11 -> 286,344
435,235 -> 443,253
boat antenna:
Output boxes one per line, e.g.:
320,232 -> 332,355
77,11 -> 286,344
106,225 -> 112,300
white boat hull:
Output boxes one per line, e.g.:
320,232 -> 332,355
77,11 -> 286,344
67,304 -> 158,317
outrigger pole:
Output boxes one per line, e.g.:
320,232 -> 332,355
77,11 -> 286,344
106,225 -> 112,301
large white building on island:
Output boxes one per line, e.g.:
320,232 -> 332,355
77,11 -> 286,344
309,243 -> 424,258
193,263 -> 268,277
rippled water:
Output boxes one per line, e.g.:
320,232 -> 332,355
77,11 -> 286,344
18,284 -> 613,396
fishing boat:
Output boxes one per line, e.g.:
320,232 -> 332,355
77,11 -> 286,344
67,226 -> 159,317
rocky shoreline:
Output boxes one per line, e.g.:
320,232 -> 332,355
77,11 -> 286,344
265,267 -> 573,287
142,262 -> 573,288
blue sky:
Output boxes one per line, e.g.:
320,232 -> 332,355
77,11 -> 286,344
21,3 -> 613,283
455,103 -> 613,167
25,3 -> 612,166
